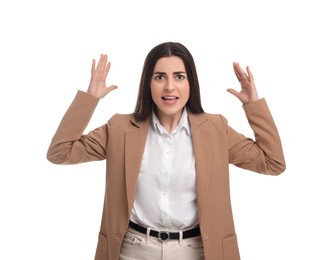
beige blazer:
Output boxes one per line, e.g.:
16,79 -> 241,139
47,91 -> 286,260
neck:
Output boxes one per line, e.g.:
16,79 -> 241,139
155,109 -> 183,134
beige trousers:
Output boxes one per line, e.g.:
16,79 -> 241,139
119,226 -> 204,260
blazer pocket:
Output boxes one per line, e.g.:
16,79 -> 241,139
94,233 -> 108,260
222,234 -> 240,260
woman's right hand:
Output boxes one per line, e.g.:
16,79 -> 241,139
87,54 -> 118,99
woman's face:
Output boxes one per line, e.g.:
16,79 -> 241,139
150,56 -> 190,120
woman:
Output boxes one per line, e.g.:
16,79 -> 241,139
47,42 -> 286,260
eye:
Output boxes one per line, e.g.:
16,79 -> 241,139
176,74 -> 185,80
154,74 -> 165,80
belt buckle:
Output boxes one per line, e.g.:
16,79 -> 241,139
158,231 -> 170,241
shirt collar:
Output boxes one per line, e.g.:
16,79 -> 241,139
151,107 -> 190,135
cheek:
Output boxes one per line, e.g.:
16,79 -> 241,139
150,84 -> 156,96
150,86 -> 160,104
183,86 -> 190,100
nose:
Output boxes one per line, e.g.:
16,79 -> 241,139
165,79 -> 175,92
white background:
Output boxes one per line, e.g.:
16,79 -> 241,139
1,0 -> 335,259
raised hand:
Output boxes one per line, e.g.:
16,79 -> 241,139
87,54 -> 118,99
227,62 -> 259,104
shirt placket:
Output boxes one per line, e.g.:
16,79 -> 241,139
160,134 -> 173,228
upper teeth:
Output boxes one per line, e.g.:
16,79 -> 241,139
164,97 -> 176,100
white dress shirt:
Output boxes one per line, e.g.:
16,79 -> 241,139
130,108 -> 198,231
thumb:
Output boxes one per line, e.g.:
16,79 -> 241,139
227,88 -> 240,98
107,85 -> 118,92
100,85 -> 118,99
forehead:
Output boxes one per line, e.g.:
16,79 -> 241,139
154,56 -> 186,71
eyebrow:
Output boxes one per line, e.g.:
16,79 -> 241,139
153,71 -> 187,75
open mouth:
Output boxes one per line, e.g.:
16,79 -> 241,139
162,96 -> 179,105
162,96 -> 179,100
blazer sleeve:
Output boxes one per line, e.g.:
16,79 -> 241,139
225,98 -> 286,175
46,90 -> 116,165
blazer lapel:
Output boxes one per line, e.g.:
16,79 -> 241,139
188,112 -> 213,222
125,118 -> 149,216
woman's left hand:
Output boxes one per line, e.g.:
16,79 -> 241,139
227,62 -> 259,104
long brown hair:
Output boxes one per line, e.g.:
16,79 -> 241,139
133,42 -> 204,121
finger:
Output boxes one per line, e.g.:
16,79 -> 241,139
233,62 -> 245,82
233,67 -> 243,82
227,88 -> 240,98
234,62 -> 249,77
104,85 -> 118,97
98,85 -> 118,99
233,62 -> 243,73
234,68 -> 246,84
97,54 -> 107,72
91,59 -> 96,73
107,85 -> 118,91
102,61 -> 111,78
234,63 -> 252,87
246,66 -> 254,81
